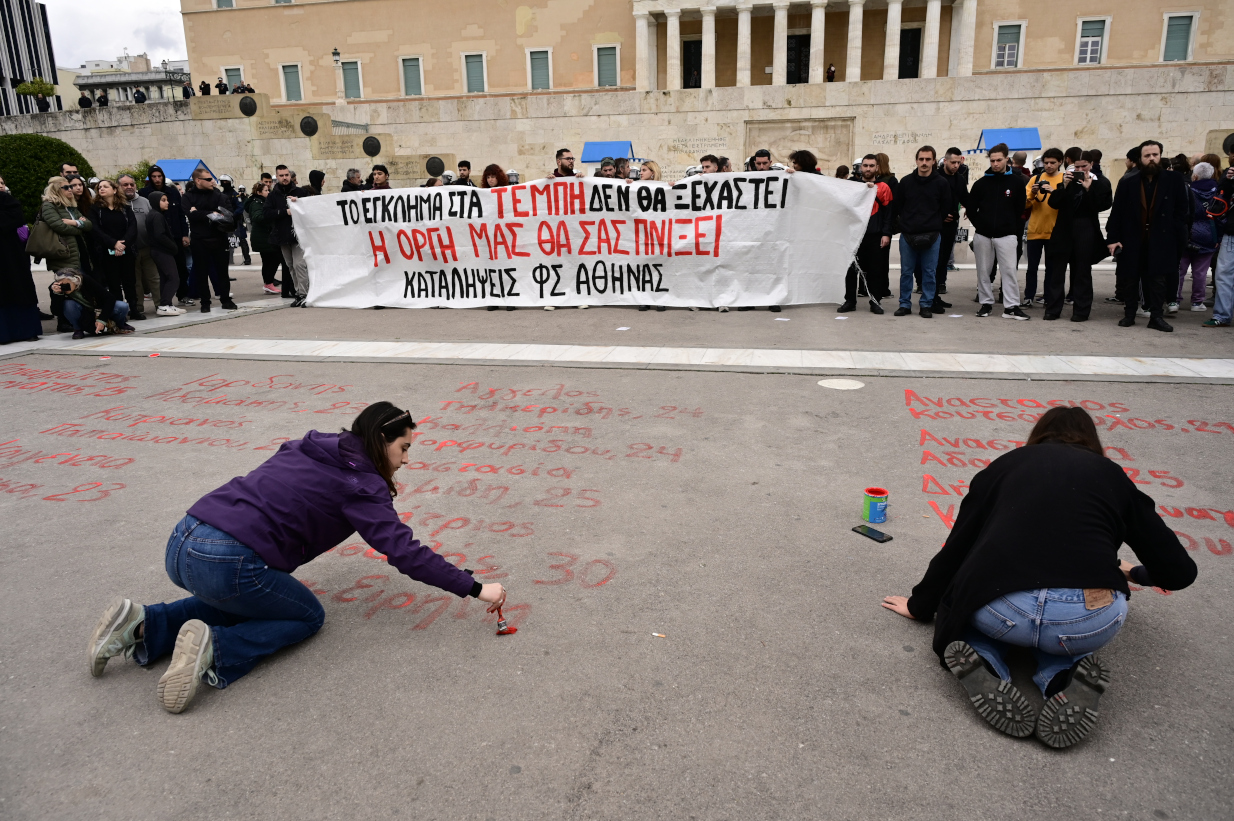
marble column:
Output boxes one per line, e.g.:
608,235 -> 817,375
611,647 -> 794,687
648,16 -> 659,90
736,4 -> 752,87
635,12 -> 650,91
956,0 -> 978,77
809,0 -> 827,83
921,0 -> 941,78
665,9 -> 682,90
702,6 -> 717,88
846,0 -> 864,82
883,0 -> 902,80
772,2 -> 789,86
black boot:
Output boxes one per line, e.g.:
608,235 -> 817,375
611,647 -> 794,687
837,300 -> 856,313
868,300 -> 884,315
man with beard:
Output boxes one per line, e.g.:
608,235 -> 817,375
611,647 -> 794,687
1045,150 -> 1112,322
552,148 -> 585,179
264,165 -> 310,307
1106,141 -> 1190,332
839,154 -> 892,313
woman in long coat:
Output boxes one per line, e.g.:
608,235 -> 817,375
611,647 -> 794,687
0,176 -> 41,343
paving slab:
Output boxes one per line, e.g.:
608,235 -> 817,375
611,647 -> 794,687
1,351 -> 1231,820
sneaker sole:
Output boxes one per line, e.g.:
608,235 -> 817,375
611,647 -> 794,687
1002,313 -> 1029,320
157,620 -> 211,714
1035,656 -> 1109,749
88,596 -> 131,677
944,641 -> 1036,738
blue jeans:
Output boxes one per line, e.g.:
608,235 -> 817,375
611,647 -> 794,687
965,588 -> 1127,695
899,234 -> 939,309
63,299 -> 128,331
135,515 -> 325,688
1213,234 -> 1234,324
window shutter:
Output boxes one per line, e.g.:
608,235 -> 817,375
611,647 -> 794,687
1080,20 -> 1105,38
596,47 -> 618,87
530,51 -> 551,90
465,54 -> 485,93
225,68 -> 242,88
282,65 -> 301,101
342,61 -> 361,98
1163,16 -> 1192,61
402,58 -> 422,95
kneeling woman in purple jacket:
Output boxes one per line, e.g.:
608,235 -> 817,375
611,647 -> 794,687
87,402 -> 507,713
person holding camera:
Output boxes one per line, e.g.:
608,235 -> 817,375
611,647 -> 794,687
48,269 -> 134,338
1023,148 -> 1066,307
86,403 -> 510,714
1044,150 -> 1112,322
182,168 -> 237,313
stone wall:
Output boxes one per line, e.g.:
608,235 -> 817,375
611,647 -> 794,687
4,65 -> 1231,188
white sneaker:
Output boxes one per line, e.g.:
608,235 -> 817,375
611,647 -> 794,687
1191,303 -> 1208,312
578,304 -> 589,309
718,306 -> 729,313
157,620 -> 218,714
543,306 -> 556,311
1136,308 -> 1151,317
156,305 -> 180,316
1166,302 -> 1179,315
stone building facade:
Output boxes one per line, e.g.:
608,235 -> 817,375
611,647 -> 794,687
178,0 -> 1234,103
3,65 -> 1231,188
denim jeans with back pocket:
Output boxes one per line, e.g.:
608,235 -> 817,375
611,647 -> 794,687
965,587 -> 1127,695
135,515 -> 325,688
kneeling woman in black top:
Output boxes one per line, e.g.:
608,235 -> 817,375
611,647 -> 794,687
882,407 -> 1196,747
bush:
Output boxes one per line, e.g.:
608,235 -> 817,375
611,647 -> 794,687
116,159 -> 156,189
0,133 -> 95,223
15,77 -> 56,98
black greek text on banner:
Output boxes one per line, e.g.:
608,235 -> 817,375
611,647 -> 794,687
292,173 -> 875,309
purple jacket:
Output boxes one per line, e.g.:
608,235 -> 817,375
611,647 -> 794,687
188,430 -> 474,597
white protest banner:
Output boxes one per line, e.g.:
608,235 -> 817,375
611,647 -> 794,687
292,173 -> 875,309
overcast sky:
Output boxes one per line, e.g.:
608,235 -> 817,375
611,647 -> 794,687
45,0 -> 187,69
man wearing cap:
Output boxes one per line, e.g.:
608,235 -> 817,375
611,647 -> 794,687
215,78 -> 229,95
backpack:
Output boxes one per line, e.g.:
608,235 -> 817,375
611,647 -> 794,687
1189,184 -> 1223,251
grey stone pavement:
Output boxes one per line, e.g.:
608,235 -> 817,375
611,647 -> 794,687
2,264 -> 1232,820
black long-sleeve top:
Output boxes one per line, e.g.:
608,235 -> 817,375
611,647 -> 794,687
145,209 -> 180,255
895,170 -> 953,235
907,442 -> 1197,663
967,170 -> 1028,238
88,204 -> 137,263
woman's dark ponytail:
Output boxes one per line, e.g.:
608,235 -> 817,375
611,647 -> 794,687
348,402 -> 416,497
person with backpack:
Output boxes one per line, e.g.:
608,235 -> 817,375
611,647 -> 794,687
1202,164 -> 1234,329
1173,162 -> 1222,315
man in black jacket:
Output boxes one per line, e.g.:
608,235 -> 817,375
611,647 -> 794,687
341,169 -> 365,192
140,165 -> 192,303
77,92 -> 92,109
840,155 -> 893,314
967,143 -> 1029,320
1045,150 -> 1112,322
1107,141 -> 1190,332
182,168 -> 237,313
265,165 -> 309,306
894,146 -> 953,318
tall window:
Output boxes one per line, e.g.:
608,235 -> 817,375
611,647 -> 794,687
1077,20 -> 1106,64
401,58 -> 422,95
529,50 -> 551,90
281,64 -> 302,101
595,46 -> 618,87
1162,14 -> 1194,62
224,67 -> 242,88
995,24 -> 1022,68
342,61 -> 361,98
464,54 -> 485,93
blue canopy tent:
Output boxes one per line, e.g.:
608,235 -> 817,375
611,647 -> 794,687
580,141 -> 636,163
966,128 -> 1042,155
153,159 -> 215,182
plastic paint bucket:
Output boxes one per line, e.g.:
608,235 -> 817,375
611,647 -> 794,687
863,487 -> 889,523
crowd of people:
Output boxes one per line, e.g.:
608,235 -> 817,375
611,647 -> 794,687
2,137 -> 1230,344
70,79 -> 256,110
841,141 -> 1232,331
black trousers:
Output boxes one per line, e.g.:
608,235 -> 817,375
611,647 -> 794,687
847,232 -> 890,303
190,245 -> 232,307
174,246 -> 191,300
259,250 -> 282,285
1116,252 -> 1169,320
99,253 -> 140,315
1045,223 -> 1094,319
150,249 -> 180,306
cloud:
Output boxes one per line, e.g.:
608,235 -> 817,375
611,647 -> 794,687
43,0 -> 187,69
